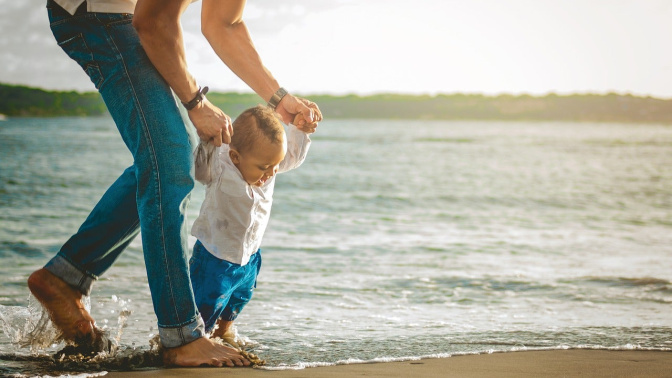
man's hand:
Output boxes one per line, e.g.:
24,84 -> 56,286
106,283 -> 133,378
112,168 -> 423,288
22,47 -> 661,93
276,95 -> 323,132
187,98 -> 233,146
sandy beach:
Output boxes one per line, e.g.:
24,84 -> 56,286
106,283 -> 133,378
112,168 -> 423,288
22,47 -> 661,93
102,350 -> 672,378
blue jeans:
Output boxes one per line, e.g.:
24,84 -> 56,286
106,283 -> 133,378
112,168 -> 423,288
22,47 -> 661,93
43,0 -> 204,348
190,241 -> 262,333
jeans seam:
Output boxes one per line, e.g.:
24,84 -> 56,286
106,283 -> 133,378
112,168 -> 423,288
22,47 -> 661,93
101,13 -> 180,329
105,17 -> 133,27
49,13 -> 93,27
115,218 -> 140,247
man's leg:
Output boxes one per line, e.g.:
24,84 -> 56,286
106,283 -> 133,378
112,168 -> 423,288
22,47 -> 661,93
33,1 -> 247,366
29,163 -> 139,345
29,1 -> 142,349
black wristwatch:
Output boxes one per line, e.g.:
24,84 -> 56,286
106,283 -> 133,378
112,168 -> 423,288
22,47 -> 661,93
182,86 -> 209,111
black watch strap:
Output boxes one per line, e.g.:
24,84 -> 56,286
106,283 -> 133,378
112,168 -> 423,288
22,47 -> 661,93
182,86 -> 209,111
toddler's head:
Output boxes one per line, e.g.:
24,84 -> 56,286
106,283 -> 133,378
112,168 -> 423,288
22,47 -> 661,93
229,105 -> 287,186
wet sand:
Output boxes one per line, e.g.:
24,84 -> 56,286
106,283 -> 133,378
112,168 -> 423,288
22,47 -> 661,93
104,350 -> 672,378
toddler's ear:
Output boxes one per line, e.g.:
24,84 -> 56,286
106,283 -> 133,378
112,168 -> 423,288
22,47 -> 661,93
229,149 -> 241,164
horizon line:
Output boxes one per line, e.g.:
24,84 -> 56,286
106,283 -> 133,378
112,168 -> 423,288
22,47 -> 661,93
2,82 -> 671,101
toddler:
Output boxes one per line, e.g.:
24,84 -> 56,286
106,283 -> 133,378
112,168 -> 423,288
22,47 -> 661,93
189,105 -> 313,344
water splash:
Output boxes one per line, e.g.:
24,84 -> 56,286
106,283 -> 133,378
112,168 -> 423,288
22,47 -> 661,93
0,294 -> 116,354
209,323 -> 256,350
105,295 -> 132,346
0,296 -> 261,373
0,295 -> 62,353
0,295 -> 165,375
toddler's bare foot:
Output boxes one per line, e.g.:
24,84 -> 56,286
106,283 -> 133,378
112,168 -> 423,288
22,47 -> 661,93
211,319 -> 240,348
162,337 -> 250,367
27,268 -> 96,341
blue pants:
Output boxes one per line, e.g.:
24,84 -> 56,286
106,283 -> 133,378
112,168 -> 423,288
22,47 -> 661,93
190,241 -> 262,333
43,0 -> 204,348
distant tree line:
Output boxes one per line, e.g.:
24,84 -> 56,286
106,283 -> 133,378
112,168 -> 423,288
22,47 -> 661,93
0,83 -> 107,116
307,93 -> 672,123
2,83 -> 672,123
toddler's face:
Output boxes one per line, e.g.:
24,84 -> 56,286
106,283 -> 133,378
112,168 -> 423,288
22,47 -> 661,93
231,137 -> 286,187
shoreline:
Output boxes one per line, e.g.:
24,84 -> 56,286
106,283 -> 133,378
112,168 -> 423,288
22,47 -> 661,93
102,349 -> 672,378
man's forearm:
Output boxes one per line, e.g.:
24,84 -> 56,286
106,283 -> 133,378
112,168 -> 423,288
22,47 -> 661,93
202,0 -> 280,103
133,0 -> 199,103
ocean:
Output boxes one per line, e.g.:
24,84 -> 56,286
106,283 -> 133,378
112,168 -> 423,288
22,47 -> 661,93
1,117 -> 671,377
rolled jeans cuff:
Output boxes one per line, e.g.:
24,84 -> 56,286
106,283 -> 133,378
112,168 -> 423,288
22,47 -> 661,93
44,254 -> 96,296
159,316 -> 206,348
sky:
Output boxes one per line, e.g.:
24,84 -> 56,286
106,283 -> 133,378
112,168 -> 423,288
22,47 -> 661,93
1,0 -> 672,97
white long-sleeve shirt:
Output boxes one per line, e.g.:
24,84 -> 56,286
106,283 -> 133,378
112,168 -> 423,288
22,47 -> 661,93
191,125 -> 311,265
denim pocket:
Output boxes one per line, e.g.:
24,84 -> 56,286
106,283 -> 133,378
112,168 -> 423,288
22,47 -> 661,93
57,33 -> 104,89
104,17 -> 133,27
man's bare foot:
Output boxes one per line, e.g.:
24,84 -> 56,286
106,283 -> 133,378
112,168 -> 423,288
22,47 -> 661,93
55,327 -> 115,358
27,268 -> 96,342
162,337 -> 251,367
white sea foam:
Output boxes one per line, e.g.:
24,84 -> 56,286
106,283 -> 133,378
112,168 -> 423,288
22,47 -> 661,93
15,373 -> 109,378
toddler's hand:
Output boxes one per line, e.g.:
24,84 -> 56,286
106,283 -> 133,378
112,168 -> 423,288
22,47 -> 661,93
293,113 -> 318,134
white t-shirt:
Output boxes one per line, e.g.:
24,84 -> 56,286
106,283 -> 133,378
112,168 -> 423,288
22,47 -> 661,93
191,125 -> 311,266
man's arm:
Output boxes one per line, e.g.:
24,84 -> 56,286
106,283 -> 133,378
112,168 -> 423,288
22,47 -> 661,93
201,0 -> 322,128
133,0 -> 232,146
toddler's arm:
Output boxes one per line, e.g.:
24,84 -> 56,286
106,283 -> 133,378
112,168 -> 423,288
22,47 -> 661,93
278,121 -> 312,173
292,113 -> 318,134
